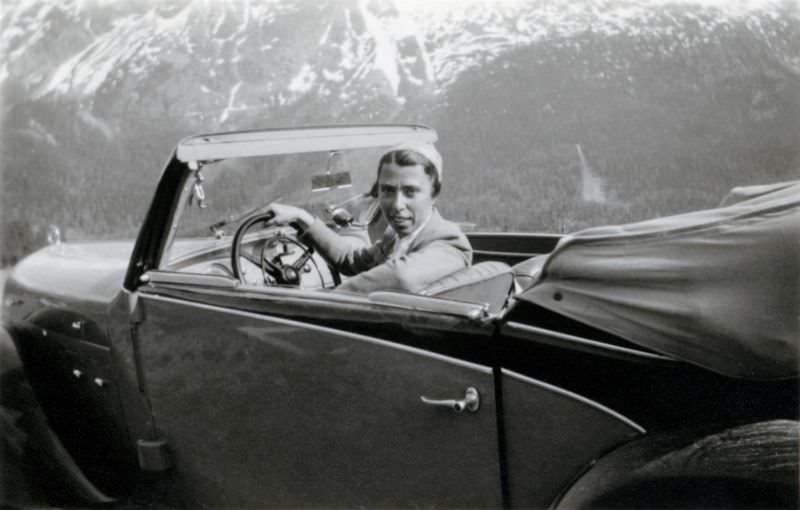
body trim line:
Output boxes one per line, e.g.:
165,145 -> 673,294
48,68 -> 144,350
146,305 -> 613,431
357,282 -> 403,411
139,293 -> 493,374
502,368 -> 646,434
503,321 -> 675,363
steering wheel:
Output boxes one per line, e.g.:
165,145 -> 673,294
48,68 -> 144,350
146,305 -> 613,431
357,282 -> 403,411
230,212 -> 315,285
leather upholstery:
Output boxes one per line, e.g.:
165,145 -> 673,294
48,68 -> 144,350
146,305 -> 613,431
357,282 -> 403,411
511,255 -> 548,292
419,261 -> 514,314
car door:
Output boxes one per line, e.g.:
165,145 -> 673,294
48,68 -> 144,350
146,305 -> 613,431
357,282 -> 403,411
134,275 -> 503,508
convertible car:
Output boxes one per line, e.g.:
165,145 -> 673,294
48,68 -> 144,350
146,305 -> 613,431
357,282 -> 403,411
2,125 -> 798,508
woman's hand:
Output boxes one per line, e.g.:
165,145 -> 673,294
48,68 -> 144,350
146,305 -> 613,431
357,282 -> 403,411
266,203 -> 315,230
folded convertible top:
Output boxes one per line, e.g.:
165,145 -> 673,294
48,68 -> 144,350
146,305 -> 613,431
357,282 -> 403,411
518,181 -> 800,379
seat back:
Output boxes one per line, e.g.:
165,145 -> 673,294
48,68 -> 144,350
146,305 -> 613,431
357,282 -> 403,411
511,254 -> 548,292
419,261 -> 514,314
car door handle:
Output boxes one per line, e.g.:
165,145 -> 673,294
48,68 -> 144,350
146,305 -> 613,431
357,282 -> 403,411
420,387 -> 480,413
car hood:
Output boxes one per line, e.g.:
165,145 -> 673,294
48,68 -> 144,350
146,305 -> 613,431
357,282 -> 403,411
518,181 -> 800,380
8,236 -> 240,314
12,240 -> 135,307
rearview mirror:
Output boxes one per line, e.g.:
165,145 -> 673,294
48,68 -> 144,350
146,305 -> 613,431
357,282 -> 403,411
311,172 -> 352,192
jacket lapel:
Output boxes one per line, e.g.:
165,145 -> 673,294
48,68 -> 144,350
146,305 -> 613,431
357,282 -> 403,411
408,209 -> 442,252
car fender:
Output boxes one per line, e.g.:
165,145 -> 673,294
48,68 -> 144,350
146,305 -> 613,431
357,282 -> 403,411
0,325 -> 113,505
555,420 -> 799,509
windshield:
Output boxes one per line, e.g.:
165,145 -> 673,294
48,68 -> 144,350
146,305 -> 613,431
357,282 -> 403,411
162,148 -> 386,269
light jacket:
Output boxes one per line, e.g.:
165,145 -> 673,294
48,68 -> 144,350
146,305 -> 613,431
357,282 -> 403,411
302,209 -> 472,293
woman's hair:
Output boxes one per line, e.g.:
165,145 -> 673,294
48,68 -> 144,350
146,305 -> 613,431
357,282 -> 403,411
369,149 -> 441,198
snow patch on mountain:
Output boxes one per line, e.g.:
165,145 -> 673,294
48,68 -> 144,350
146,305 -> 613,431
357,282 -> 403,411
398,0 -> 797,90
34,6 -> 194,98
356,0 -> 434,95
219,81 -> 244,123
288,64 -> 316,94
2,0 -> 796,112
77,109 -> 115,139
27,119 -> 58,146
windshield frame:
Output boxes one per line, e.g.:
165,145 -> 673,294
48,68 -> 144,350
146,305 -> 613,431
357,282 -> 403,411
177,124 -> 437,161
158,124 -> 439,273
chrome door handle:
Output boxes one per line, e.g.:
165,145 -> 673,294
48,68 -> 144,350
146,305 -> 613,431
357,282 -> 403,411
420,386 -> 480,413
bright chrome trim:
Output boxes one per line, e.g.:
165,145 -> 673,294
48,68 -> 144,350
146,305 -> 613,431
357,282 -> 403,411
367,291 -> 488,320
502,369 -> 645,434
468,232 -> 562,240
473,249 -> 542,259
139,293 -> 493,374
144,271 -> 238,288
420,386 -> 480,413
503,321 -> 675,362
177,125 -> 436,162
144,274 -> 491,321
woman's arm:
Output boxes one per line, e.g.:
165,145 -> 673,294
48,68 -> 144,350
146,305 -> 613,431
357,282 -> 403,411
302,219 -> 385,276
265,203 -> 384,276
336,240 -> 468,293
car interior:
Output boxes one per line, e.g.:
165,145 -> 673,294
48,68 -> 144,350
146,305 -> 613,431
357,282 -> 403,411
166,227 -> 550,322
159,150 -> 555,319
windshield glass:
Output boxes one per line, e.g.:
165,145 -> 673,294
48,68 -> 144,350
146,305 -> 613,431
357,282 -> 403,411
162,148 -> 387,269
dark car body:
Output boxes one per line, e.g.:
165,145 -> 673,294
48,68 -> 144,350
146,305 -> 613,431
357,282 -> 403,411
2,125 -> 798,509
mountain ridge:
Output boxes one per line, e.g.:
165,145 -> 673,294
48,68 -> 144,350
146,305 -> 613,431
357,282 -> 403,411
4,0 -> 797,113
1,0 -> 798,261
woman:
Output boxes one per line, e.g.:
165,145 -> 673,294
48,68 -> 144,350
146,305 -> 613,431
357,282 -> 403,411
266,143 -> 472,293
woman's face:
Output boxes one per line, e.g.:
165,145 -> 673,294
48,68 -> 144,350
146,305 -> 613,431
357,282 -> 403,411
377,161 -> 436,238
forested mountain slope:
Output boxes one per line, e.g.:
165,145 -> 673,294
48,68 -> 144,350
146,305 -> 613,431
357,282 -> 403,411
2,0 -> 798,262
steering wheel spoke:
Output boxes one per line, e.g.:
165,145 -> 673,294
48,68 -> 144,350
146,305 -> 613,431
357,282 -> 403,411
261,253 -> 282,273
290,248 -> 314,272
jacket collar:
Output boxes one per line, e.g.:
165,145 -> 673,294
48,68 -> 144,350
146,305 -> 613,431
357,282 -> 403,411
380,208 -> 443,256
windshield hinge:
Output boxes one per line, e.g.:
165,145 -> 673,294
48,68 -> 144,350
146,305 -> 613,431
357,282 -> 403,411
188,161 -> 208,209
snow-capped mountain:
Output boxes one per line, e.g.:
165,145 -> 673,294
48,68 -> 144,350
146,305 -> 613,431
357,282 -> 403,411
1,0 -> 798,260
3,0 -> 438,125
3,0 -> 797,125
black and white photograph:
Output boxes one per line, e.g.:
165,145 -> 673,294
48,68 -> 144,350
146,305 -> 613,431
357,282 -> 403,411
1,0 -> 798,508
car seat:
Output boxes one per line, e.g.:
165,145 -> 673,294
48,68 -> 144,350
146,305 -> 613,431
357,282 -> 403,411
419,261 -> 514,314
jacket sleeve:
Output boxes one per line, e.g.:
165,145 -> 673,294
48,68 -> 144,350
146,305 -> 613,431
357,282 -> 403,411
301,218 -> 385,276
337,239 -> 470,294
